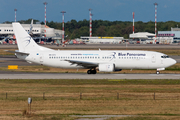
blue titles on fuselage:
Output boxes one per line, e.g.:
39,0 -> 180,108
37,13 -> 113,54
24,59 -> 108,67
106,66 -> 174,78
118,53 -> 146,56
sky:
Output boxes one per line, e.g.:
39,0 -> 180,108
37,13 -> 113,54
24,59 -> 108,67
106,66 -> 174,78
0,0 -> 180,23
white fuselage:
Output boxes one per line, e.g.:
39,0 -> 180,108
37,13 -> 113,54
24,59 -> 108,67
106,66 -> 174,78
16,50 -> 176,70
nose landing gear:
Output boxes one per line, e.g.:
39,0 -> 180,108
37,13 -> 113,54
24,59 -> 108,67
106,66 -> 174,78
156,68 -> 165,75
156,71 -> 160,75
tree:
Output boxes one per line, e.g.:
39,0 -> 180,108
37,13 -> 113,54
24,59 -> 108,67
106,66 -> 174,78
96,26 -> 107,37
4,18 -> 180,39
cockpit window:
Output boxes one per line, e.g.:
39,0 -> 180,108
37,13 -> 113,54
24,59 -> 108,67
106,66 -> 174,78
161,55 -> 169,58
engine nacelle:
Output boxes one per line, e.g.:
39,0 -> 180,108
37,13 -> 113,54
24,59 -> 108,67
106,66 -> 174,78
98,63 -> 115,72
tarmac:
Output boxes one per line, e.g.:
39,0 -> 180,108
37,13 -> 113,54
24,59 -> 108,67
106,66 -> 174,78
0,73 -> 179,79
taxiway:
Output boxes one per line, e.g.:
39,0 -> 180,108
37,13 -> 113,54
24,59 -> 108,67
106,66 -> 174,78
0,73 -> 179,79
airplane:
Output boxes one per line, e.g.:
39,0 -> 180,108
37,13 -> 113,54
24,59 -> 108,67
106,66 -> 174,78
28,19 -> 33,35
12,22 -> 176,74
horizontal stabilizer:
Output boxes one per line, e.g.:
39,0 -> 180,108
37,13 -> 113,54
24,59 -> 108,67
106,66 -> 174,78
4,50 -> 29,55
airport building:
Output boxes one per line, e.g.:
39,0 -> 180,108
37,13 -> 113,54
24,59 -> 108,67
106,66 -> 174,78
0,23 -> 64,44
158,27 -> 180,43
129,32 -> 156,44
80,36 -> 124,44
129,32 -> 173,44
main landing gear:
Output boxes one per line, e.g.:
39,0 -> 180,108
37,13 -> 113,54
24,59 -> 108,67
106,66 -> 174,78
87,69 -> 97,74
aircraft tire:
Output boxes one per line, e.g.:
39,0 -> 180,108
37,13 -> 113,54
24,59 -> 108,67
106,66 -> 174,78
92,70 -> 97,74
156,71 -> 160,75
87,70 -> 91,74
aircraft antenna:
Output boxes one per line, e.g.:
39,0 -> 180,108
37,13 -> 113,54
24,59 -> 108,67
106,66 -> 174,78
43,2 -> 48,26
89,9 -> 92,37
61,11 -> 66,47
154,3 -> 158,44
132,12 -> 134,34
14,9 -> 17,22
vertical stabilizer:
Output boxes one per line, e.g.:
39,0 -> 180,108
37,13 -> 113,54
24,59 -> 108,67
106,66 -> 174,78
12,22 -> 39,52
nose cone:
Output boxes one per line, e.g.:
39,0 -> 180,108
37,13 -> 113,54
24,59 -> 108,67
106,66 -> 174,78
163,58 -> 177,68
170,58 -> 177,66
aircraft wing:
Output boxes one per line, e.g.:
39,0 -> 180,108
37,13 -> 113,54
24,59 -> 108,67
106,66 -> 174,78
65,60 -> 98,68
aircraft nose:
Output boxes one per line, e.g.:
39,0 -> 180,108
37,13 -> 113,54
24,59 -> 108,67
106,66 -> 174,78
170,58 -> 176,66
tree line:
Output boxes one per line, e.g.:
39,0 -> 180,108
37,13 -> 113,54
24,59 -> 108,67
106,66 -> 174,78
4,19 -> 180,39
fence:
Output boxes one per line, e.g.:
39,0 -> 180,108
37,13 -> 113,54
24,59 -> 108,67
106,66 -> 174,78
1,92 -> 180,101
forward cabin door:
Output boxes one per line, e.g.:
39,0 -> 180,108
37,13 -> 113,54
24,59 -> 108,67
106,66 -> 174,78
151,54 -> 156,63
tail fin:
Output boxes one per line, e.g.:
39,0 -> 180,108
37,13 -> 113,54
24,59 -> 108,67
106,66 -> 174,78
12,22 -> 39,52
28,19 -> 33,34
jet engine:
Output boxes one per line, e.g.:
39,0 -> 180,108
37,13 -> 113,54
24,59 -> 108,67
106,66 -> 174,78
98,63 -> 122,72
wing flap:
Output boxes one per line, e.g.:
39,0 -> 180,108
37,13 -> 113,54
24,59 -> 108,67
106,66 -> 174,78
65,60 -> 98,68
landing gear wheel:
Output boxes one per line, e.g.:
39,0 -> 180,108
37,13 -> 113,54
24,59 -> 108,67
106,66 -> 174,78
156,71 -> 160,75
87,70 -> 91,74
87,69 -> 97,74
92,70 -> 97,74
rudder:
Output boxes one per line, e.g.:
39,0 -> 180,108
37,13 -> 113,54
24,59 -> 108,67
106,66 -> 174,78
12,22 -> 39,52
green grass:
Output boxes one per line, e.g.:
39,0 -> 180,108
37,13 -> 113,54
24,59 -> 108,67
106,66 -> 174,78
0,79 -> 180,119
1,79 -> 180,85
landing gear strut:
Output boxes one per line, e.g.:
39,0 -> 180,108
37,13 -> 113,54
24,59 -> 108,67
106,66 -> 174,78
87,69 -> 97,74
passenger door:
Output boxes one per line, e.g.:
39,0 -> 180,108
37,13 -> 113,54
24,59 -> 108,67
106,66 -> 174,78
39,53 -> 44,64
151,54 -> 156,63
